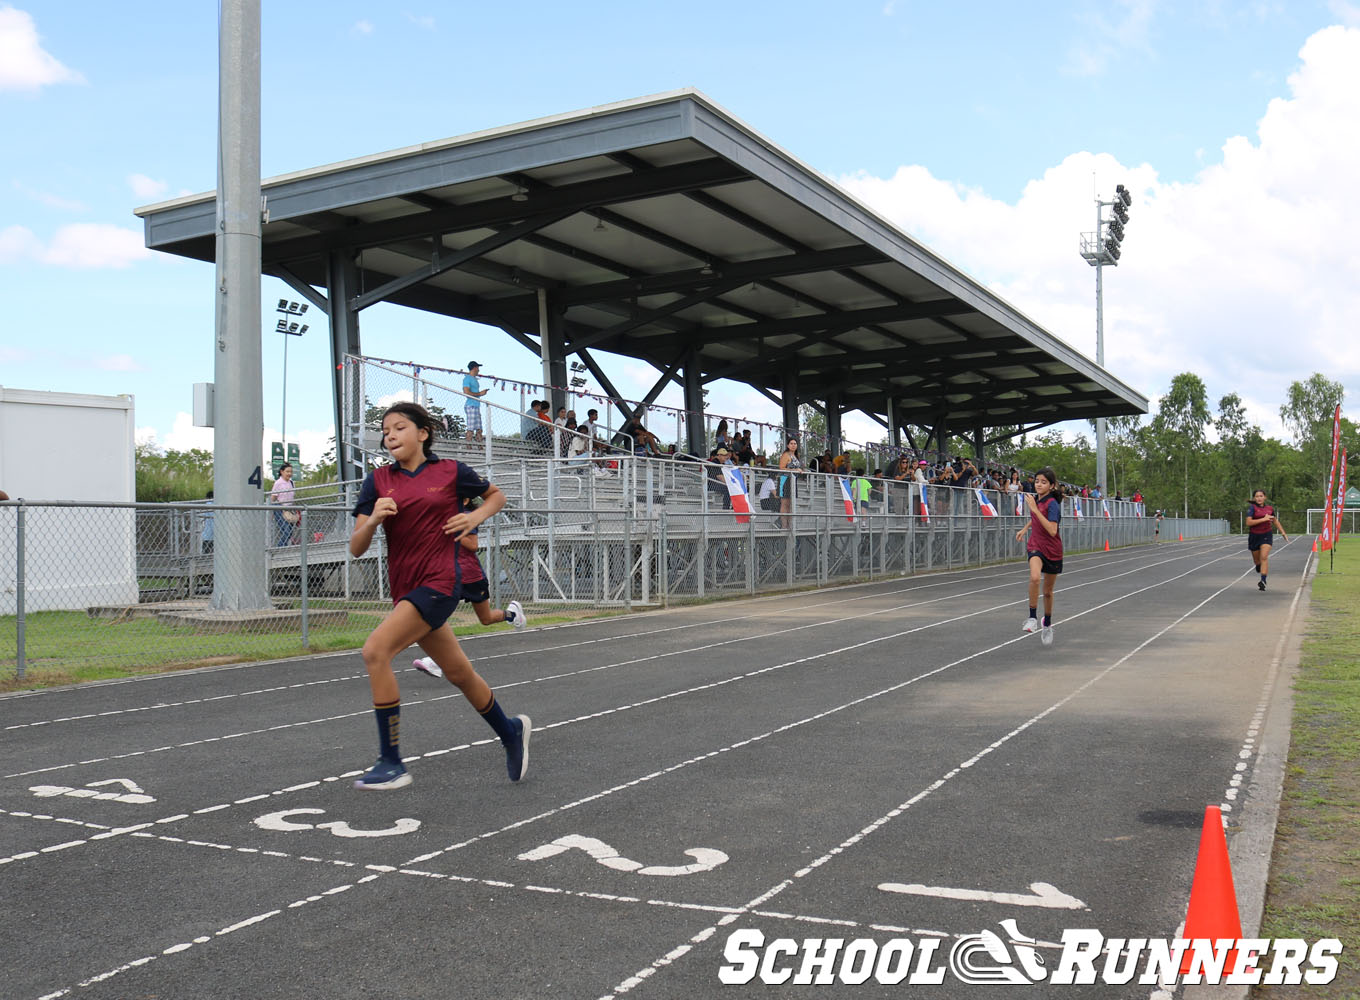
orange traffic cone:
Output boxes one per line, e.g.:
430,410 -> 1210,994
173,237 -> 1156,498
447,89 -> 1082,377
1104,539 -> 1110,551
1312,538 -> 1318,552
1178,533 -> 1184,542
1179,805 -> 1243,975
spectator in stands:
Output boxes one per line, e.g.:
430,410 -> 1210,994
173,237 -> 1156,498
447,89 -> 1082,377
890,455 -> 914,513
462,361 -> 488,442
757,463 -> 780,515
1131,487 -> 1143,504
1006,469 -> 1021,495
714,419 -> 730,451
739,428 -> 753,460
778,437 -> 804,528
914,460 -> 929,486
1090,484 -> 1103,501
705,448 -> 733,509
616,411 -> 646,450
269,463 -> 298,546
523,401 -> 552,452
853,468 -> 872,512
1080,484 -> 1090,499
521,400 -> 538,441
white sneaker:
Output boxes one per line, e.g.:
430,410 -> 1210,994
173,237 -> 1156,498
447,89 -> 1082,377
506,600 -> 527,630
1040,625 -> 1054,646
1021,618 -> 1040,633
412,657 -> 443,679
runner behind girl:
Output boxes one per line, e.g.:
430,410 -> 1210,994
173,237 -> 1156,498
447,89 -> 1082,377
1245,489 -> 1288,591
414,499 -> 527,678
349,402 -> 530,790
1016,466 -> 1064,646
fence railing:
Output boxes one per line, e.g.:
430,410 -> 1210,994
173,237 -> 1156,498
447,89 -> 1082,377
2,487 -> 1213,682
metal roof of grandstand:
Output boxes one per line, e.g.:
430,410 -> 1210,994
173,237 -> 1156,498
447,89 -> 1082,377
135,89 -> 1146,430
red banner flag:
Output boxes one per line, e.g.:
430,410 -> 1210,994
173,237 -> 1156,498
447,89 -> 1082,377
1320,405 -> 1342,552
1333,448 -> 1348,542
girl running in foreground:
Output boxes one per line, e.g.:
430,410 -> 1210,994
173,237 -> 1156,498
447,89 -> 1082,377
414,499 -> 527,679
1246,489 -> 1289,591
1016,467 -> 1064,646
349,402 -> 530,790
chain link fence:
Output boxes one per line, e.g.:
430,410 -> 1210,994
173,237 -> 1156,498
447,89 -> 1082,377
4,473 -> 1216,683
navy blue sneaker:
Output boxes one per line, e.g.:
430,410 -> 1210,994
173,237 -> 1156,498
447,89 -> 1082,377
505,715 -> 531,782
354,757 -> 411,790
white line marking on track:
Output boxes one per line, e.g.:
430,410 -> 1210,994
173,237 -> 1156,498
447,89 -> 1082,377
594,546 -> 1276,998
3,542 -> 1184,733
4,543 -> 1228,781
1,541 -> 1241,881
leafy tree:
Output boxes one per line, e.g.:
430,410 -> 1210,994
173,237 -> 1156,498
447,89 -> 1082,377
135,443 -> 214,502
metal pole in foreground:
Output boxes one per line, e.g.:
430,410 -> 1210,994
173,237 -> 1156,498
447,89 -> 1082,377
1094,202 -> 1107,496
212,0 -> 270,610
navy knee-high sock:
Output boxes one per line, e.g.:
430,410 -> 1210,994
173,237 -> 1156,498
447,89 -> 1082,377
479,693 -> 517,744
374,700 -> 401,763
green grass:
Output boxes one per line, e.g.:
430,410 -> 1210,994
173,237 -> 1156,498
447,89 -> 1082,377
1257,538 -> 1360,997
0,606 -> 588,691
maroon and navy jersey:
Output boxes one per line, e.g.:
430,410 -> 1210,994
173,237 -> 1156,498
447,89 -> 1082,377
352,456 -> 490,600
456,521 -> 487,585
1248,503 -> 1275,535
1027,495 -> 1063,561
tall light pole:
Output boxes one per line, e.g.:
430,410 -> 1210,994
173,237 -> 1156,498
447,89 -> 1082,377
274,299 -> 308,447
1079,183 -> 1133,497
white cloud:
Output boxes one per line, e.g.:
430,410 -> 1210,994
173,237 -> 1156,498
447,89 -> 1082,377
0,5 -> 83,92
1063,0 -> 1157,76
838,25 -> 1360,440
352,19 -> 374,36
0,223 -> 151,268
128,173 -> 169,200
404,12 -> 436,30
11,180 -> 85,211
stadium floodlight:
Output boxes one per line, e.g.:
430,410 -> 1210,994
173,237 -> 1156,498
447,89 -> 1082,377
1077,182 -> 1135,499
277,298 -> 289,310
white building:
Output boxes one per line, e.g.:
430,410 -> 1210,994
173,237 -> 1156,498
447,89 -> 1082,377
0,388 -> 138,613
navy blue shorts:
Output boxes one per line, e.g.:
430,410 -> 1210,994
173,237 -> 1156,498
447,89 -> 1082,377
1248,532 -> 1273,551
460,577 -> 489,605
1027,551 -> 1063,575
399,586 -> 459,630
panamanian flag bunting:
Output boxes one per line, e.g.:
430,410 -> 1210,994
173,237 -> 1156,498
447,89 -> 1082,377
918,485 -> 931,524
1102,499 -> 1112,520
1073,498 -> 1085,519
838,477 -> 856,522
1015,491 -> 1025,516
975,489 -> 998,517
721,466 -> 752,524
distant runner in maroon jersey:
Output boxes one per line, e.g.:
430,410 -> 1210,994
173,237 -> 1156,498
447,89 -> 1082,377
348,402 -> 530,790
1246,489 -> 1288,591
1016,466 -> 1064,647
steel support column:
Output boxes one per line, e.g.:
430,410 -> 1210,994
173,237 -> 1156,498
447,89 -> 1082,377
537,289 -> 568,414
682,348 -> 706,456
781,371 -> 800,441
211,0 -> 270,611
826,392 -> 843,455
327,249 -> 363,486
973,424 -> 985,467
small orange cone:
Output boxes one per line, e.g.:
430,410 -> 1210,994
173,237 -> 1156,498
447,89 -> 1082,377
1178,533 -> 1184,541
1312,538 -> 1318,552
1104,539 -> 1110,551
1179,805 -> 1243,975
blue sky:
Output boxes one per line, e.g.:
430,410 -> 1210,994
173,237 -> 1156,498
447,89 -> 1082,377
3,1 -> 1358,463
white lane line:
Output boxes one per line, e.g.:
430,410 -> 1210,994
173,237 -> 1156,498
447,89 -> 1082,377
23,544 -> 1246,998
595,554 -> 1271,998
4,541 -> 1193,732
1,543 -> 1242,877
3,541 -> 1233,781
